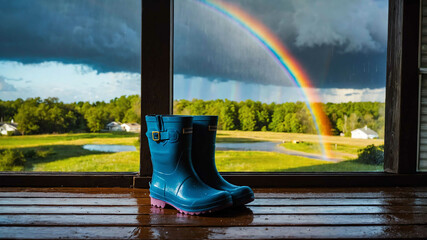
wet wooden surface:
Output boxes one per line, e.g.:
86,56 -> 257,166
0,187 -> 427,239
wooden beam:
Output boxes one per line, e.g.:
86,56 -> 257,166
140,0 -> 173,176
385,0 -> 420,173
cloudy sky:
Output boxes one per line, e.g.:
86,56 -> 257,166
0,0 -> 141,102
174,0 -> 388,103
0,0 -> 388,103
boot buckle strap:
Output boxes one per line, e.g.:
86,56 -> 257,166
208,125 -> 217,131
151,130 -> 182,141
152,131 -> 160,141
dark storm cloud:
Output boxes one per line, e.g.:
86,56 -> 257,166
0,0 -> 141,73
175,0 -> 293,87
174,0 -> 388,89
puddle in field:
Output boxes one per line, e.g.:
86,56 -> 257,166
83,144 -> 137,153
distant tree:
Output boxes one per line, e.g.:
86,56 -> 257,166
269,104 -> 287,132
219,100 -> 239,130
1,97 -> 386,137
336,118 -> 344,133
174,99 -> 191,115
190,99 -> 206,115
290,113 -> 302,133
15,100 -> 40,135
84,107 -> 110,132
348,113 -> 361,131
238,103 -> 257,131
256,103 -> 270,130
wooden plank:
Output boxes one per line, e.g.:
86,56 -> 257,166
0,192 -> 149,198
1,205 -> 427,215
252,187 -> 427,193
2,192 -> 427,199
1,213 -> 427,227
0,187 -> 149,198
0,175 -> 135,188
219,174 -> 427,188
0,198 -> 140,206
248,198 -> 427,206
2,187 -> 426,193
0,187 -> 148,193
252,187 -> 427,195
2,197 -> 427,206
1,226 -> 427,239
1,187 -> 427,198
254,192 -> 427,198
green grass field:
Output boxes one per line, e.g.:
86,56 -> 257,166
216,151 -> 382,172
0,132 -> 140,172
280,142 -> 362,159
0,131 -> 383,172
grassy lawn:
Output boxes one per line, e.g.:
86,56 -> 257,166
1,131 -> 383,172
216,150 -> 382,172
280,141 -> 362,159
0,132 -> 140,172
217,130 -> 384,160
217,130 -> 384,147
31,149 -> 139,172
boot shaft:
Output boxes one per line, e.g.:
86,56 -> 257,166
145,115 -> 194,174
192,115 -> 219,176
191,115 -> 255,206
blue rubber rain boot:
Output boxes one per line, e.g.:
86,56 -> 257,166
192,115 -> 255,205
145,115 -> 233,215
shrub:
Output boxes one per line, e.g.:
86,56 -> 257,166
23,149 -> 37,159
356,144 -> 384,165
35,148 -> 54,158
0,149 -> 26,171
23,148 -> 54,159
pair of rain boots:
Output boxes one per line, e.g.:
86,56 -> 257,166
146,115 -> 254,215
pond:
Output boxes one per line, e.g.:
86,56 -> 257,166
82,142 -> 334,161
83,144 -> 137,153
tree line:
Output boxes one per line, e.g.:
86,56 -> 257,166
174,99 -> 385,138
0,95 -> 141,135
1,97 -> 384,137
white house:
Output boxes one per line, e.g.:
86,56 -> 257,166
0,123 -> 19,136
106,122 -> 123,131
121,123 -> 141,133
351,125 -> 379,139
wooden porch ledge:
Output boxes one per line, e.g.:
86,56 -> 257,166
0,187 -> 426,239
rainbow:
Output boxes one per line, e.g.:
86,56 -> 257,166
196,0 -> 333,159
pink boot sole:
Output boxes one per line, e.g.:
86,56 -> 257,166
150,197 -> 231,215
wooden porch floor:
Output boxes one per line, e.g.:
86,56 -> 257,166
0,187 -> 427,239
